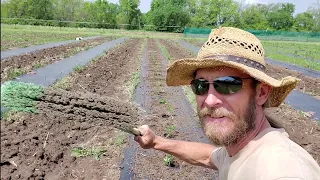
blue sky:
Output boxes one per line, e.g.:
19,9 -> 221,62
107,0 -> 317,15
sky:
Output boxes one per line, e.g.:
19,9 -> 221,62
107,0 -> 318,15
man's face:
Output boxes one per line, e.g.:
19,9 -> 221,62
194,66 -> 257,146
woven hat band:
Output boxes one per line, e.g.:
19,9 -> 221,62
203,55 -> 266,72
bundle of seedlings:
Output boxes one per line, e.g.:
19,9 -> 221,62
1,81 -> 144,135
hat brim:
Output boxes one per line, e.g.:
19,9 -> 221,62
166,58 -> 298,107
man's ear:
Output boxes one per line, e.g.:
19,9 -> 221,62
255,83 -> 272,106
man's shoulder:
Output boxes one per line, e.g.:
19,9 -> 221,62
245,128 -> 320,179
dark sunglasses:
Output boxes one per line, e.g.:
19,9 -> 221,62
191,76 -> 252,95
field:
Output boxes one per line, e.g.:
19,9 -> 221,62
186,38 -> 320,71
1,25 -> 320,179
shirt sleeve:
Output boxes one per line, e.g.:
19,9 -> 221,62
210,147 -> 224,170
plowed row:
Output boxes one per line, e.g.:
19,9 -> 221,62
1,38 -> 143,179
1,37 -> 112,83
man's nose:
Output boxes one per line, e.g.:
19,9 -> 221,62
204,87 -> 223,107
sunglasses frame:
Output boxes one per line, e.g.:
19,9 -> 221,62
190,76 -> 253,95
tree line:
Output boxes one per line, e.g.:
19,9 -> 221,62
1,0 -> 319,32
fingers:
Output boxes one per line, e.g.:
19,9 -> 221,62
134,125 -> 156,149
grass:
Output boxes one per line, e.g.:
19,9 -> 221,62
125,39 -> 146,99
6,68 -> 26,80
71,146 -> 107,160
183,86 -> 197,112
159,97 -> 167,104
1,26 -> 95,51
158,41 -> 171,60
165,125 -> 176,138
265,52 -> 320,71
167,104 -> 174,112
1,81 -> 44,113
262,40 -> 320,60
113,131 -> 127,146
72,65 -> 84,72
1,24 -> 184,51
163,154 -> 174,166
53,76 -> 74,90
128,71 -> 140,98
32,63 -> 42,69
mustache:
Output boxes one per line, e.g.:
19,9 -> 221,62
199,107 -> 235,120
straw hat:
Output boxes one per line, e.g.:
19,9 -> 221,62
166,27 -> 298,107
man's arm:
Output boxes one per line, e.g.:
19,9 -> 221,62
134,125 -> 218,170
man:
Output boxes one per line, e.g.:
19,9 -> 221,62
134,27 -> 320,179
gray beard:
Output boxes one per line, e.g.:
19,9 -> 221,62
198,98 -> 256,147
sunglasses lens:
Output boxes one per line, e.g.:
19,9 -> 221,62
214,76 -> 242,94
191,79 -> 209,95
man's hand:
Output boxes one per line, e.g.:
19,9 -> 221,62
133,124 -> 217,169
134,125 -> 157,149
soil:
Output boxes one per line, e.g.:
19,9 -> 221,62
1,37 -> 319,180
185,39 -> 320,97
161,39 -> 320,165
1,37 -> 112,83
1,38 -> 144,179
131,39 -> 218,179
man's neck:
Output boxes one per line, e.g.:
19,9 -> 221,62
226,113 -> 270,157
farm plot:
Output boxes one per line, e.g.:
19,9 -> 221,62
1,38 -> 144,179
130,39 -> 217,179
184,39 -> 320,98
1,37 -> 319,180
1,28 -> 95,51
1,37 -> 113,83
185,38 -> 320,71
262,41 -> 320,61
160,39 -> 320,165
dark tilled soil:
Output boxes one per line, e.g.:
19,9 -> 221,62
1,38 -> 144,179
185,39 -> 320,97
265,64 -> 320,98
162,39 -> 320,165
131,39 -> 218,179
1,37 -> 112,83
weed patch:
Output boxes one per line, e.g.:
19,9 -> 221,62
113,131 -> 127,146
165,125 -> 176,138
163,154 -> 174,167
73,65 -> 84,72
1,81 -> 44,113
71,146 -> 107,160
6,68 -> 26,80
53,76 -> 73,90
32,63 -> 42,69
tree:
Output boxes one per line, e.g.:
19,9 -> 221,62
307,3 -> 320,32
148,0 -> 190,32
187,0 -> 240,28
27,0 -> 54,19
266,3 -> 295,30
241,4 -> 269,30
117,0 -> 141,29
293,12 -> 314,31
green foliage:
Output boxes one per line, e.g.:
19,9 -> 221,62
72,65 -> 84,72
1,81 -> 44,113
1,0 -> 319,33
71,146 -> 107,160
6,68 -> 26,80
147,0 -> 190,32
53,76 -> 73,90
163,154 -> 174,166
32,63 -> 42,69
118,0 -> 141,30
159,98 -> 167,104
165,125 -> 176,138
113,132 -> 126,146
